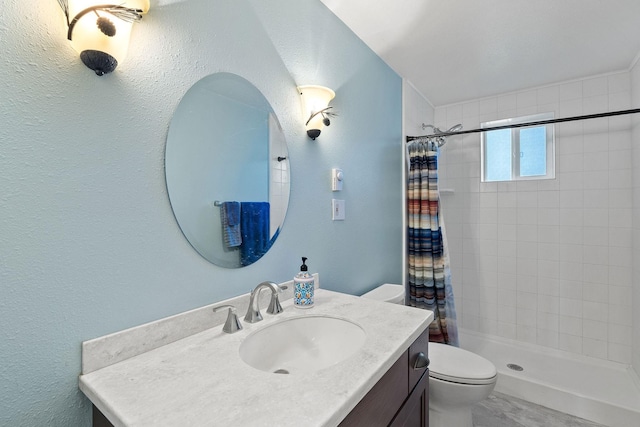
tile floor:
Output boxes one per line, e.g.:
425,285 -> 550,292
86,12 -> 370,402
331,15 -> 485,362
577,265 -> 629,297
472,392 -> 606,427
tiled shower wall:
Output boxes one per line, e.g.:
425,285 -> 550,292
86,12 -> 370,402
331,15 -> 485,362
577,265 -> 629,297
436,72 -> 633,364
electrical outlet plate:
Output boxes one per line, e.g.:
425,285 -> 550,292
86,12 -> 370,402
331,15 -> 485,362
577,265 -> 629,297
332,199 -> 345,220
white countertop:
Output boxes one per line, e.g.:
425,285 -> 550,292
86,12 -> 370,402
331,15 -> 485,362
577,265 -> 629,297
79,289 -> 433,427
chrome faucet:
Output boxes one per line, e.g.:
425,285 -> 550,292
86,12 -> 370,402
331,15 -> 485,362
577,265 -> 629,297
244,281 -> 285,323
213,305 -> 243,334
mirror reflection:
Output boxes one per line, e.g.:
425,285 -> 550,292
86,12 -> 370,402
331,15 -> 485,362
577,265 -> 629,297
165,73 -> 290,268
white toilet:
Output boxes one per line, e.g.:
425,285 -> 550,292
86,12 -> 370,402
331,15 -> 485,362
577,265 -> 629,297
361,284 -> 497,427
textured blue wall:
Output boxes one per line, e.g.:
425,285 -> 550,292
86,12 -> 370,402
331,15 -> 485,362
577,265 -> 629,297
0,0 -> 402,425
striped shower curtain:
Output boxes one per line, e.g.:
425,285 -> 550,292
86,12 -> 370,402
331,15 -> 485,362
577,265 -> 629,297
407,139 -> 459,346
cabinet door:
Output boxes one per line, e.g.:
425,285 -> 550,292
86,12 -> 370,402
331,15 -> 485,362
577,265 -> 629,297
338,351 -> 409,427
389,369 -> 429,427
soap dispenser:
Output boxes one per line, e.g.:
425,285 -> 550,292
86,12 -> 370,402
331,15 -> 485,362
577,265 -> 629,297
294,257 -> 314,308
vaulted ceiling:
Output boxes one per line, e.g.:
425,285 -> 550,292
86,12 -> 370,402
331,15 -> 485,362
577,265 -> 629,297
320,0 -> 640,106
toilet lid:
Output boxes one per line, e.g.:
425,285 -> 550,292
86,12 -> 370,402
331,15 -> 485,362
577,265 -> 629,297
429,343 -> 497,385
361,284 -> 404,303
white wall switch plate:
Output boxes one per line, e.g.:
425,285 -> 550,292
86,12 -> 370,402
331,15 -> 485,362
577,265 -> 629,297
331,168 -> 343,191
332,199 -> 345,220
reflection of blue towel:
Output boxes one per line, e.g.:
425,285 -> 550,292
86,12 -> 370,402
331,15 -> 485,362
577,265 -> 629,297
240,202 -> 270,266
221,202 -> 242,248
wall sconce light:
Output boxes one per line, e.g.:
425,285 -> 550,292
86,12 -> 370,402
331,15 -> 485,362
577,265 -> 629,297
56,0 -> 150,76
298,85 -> 336,140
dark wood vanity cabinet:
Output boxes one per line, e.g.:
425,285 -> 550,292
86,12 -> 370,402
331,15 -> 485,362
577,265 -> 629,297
339,328 -> 430,427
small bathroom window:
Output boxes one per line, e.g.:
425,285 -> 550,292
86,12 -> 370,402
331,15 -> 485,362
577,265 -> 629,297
481,112 -> 555,182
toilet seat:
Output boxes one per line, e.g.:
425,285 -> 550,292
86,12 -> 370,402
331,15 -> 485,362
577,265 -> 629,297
429,343 -> 497,385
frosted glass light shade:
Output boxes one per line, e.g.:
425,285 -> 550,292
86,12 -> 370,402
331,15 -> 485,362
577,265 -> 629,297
66,0 -> 150,75
298,85 -> 335,139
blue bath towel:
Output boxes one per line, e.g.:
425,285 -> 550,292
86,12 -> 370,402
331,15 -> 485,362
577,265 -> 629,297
240,202 -> 270,266
221,201 -> 242,248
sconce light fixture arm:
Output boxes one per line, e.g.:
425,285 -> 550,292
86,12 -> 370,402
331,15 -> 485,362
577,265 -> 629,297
63,4 -> 144,41
305,106 -> 337,127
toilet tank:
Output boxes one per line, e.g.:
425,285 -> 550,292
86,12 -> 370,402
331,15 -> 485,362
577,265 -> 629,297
361,284 -> 405,304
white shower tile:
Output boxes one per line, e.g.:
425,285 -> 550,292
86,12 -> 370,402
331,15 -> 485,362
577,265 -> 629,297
582,208 -> 607,227
583,189 -> 608,208
558,190 -> 583,208
537,276 -> 560,297
583,318 -> 608,340
537,243 -> 560,261
583,264 -> 609,285
516,241 -> 538,260
607,73 -> 630,93
517,209 -> 538,225
516,275 -> 537,294
608,304 -> 632,326
537,191 -> 559,208
582,337 -> 608,360
559,81 -> 582,101
559,315 -> 582,336
498,224 -> 517,241
583,76 -> 608,97
537,296 -> 559,315
583,224 -> 609,246
537,225 -> 559,243
497,272 -> 518,289
582,283 -> 608,305
538,259 -> 559,278
559,244 -> 583,263
517,325 -> 537,344
609,169 -> 632,189
583,151 -> 608,171
558,333 -> 583,354
558,172 -> 585,190
607,323 -> 632,345
559,99 -> 583,117
608,209 -> 632,228
538,208 -> 560,226
559,226 -> 583,245
558,154 -> 584,173
497,322 -> 517,340
608,189 -> 632,208
608,246 -> 632,267
517,90 -> 537,108
559,208 -> 583,226
516,180 -> 539,192
583,301 -> 608,321
479,98 -> 498,114
608,130 -> 632,151
498,289 -> 517,308
608,91 -> 631,111
462,101 -> 479,118
497,192 -> 517,208
608,149 -> 632,169
582,245 -> 609,266
559,296 -> 583,315
607,343 -> 631,364
608,266 -> 632,287
498,208 -> 517,224
537,330 -> 559,349
537,86 -> 559,105
497,94 -> 517,112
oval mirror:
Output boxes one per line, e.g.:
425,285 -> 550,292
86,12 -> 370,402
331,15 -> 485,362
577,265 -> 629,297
165,73 -> 290,268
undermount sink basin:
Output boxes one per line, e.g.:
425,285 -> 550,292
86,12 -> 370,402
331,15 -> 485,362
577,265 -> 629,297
239,315 -> 366,374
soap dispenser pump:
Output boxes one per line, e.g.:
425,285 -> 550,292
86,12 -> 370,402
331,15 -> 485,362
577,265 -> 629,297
294,257 -> 314,308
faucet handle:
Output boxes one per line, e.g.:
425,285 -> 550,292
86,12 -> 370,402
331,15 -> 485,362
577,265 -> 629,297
267,284 -> 287,315
213,305 -> 243,334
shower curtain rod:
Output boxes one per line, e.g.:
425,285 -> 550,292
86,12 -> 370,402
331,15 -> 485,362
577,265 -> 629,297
406,108 -> 640,143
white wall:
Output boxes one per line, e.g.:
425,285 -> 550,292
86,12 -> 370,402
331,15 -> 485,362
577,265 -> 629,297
437,72 -> 634,364
0,0 -> 403,425
631,58 -> 640,375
